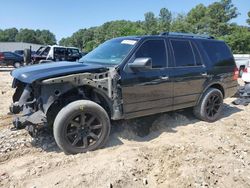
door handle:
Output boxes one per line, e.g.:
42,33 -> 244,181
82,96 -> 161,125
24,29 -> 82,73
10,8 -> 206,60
160,76 -> 169,80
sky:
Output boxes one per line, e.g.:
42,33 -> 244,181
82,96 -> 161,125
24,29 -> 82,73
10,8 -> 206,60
0,0 -> 249,41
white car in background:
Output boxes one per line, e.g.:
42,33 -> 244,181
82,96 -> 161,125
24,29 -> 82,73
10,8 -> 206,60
234,54 -> 250,77
241,59 -> 250,83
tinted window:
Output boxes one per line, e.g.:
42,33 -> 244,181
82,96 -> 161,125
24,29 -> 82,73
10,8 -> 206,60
68,48 -> 80,56
171,40 -> 195,67
135,40 -> 167,68
54,48 -> 67,60
191,42 -> 203,66
202,41 -> 234,66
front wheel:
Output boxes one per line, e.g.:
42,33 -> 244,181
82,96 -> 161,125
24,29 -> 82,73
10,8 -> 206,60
53,100 -> 111,154
193,88 -> 223,122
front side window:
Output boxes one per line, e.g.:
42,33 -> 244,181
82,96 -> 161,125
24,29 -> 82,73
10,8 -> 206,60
80,38 -> 138,65
135,39 -> 167,68
171,39 -> 195,67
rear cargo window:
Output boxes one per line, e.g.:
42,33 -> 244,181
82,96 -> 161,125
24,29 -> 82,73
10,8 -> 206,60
201,41 -> 234,66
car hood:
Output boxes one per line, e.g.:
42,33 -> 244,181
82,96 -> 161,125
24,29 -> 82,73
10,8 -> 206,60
11,61 -> 108,84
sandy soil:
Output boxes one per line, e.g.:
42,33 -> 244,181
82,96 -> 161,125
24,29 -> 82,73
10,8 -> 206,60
0,69 -> 249,188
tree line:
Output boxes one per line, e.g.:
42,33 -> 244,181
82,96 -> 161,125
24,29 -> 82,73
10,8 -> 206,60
0,28 -> 56,45
59,0 -> 250,54
0,0 -> 249,53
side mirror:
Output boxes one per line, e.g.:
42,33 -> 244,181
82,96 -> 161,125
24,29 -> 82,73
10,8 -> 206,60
128,58 -> 152,71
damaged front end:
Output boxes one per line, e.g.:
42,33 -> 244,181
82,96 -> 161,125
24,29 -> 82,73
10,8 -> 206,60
10,68 -> 123,137
10,80 -> 47,136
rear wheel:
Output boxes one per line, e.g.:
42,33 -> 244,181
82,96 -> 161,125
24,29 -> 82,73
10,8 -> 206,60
14,62 -> 21,68
194,88 -> 223,122
53,100 -> 111,154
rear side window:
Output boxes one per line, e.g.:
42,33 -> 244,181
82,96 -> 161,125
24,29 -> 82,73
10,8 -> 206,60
135,39 -> 167,68
68,48 -> 80,56
170,39 -> 195,67
201,41 -> 234,66
191,42 -> 203,66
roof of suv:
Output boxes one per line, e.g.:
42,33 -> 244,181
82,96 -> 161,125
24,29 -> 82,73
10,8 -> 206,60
115,32 -> 216,42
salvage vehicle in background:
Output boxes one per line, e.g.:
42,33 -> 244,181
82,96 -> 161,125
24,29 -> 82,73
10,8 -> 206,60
234,54 -> 250,77
31,45 -> 82,64
0,51 -> 24,68
241,61 -> 250,83
10,32 -> 238,154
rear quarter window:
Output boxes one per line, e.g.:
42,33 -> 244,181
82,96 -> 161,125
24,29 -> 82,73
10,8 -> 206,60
201,41 -> 234,66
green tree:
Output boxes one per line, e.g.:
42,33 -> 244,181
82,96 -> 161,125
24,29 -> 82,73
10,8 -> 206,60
0,28 -> 18,42
186,4 -> 207,33
205,0 -> 239,36
158,8 -> 172,32
220,26 -> 250,54
36,30 -> 56,45
171,14 -> 192,33
15,29 -> 39,43
59,37 -> 73,47
247,11 -> 250,25
144,12 -> 158,34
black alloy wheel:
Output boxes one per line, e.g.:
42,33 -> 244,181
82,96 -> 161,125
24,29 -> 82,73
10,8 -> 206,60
205,93 -> 222,118
65,112 -> 103,148
54,100 -> 110,154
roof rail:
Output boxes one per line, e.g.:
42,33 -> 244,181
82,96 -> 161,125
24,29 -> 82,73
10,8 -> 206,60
160,32 -> 214,39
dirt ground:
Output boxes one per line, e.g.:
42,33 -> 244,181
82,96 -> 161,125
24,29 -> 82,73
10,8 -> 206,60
0,68 -> 249,188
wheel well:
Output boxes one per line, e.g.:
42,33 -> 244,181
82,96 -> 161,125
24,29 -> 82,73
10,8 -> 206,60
209,84 -> 225,98
46,86 -> 112,127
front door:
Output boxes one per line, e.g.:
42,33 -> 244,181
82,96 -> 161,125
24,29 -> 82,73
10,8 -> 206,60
120,38 -> 173,119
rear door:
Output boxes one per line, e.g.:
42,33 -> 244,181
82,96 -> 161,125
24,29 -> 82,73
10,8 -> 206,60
169,38 -> 208,110
120,38 -> 173,119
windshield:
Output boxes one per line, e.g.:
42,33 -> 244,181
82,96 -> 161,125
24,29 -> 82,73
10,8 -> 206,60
80,38 -> 138,65
36,46 -> 46,55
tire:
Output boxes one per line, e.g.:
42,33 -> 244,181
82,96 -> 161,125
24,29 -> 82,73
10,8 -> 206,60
14,62 -> 21,68
193,88 -> 223,122
53,100 -> 111,154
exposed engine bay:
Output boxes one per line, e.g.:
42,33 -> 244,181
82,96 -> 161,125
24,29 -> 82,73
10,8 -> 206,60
10,68 -> 123,136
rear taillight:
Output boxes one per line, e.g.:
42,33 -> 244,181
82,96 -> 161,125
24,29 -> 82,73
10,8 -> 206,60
0,53 -> 3,61
233,67 -> 239,80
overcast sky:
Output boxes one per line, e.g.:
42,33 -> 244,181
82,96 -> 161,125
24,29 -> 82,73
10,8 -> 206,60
0,0 -> 249,41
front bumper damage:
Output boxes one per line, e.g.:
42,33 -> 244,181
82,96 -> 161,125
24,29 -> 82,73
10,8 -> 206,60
10,84 -> 47,136
10,68 -> 124,136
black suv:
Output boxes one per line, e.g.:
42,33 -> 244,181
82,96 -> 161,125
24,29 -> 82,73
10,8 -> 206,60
10,32 -> 238,154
